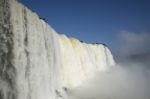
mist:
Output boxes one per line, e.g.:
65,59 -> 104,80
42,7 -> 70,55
67,63 -> 150,99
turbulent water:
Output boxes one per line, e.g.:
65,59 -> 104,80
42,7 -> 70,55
0,0 -> 115,99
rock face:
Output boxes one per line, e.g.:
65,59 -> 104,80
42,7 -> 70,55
0,0 -> 115,99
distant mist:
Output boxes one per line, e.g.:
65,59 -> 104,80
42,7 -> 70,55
114,32 -> 150,63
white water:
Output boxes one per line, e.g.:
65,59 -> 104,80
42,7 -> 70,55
58,35 -> 115,89
0,0 -> 115,99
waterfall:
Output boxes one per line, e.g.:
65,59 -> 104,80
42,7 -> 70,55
0,0 -> 115,99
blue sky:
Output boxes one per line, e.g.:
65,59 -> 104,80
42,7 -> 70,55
20,0 -> 150,56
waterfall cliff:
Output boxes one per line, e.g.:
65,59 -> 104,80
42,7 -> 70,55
0,0 -> 115,99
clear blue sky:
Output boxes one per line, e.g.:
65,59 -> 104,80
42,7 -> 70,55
20,0 -> 150,56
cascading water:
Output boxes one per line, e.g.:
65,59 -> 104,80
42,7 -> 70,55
0,0 -> 115,99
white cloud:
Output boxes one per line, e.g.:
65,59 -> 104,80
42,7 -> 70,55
118,31 -> 150,56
